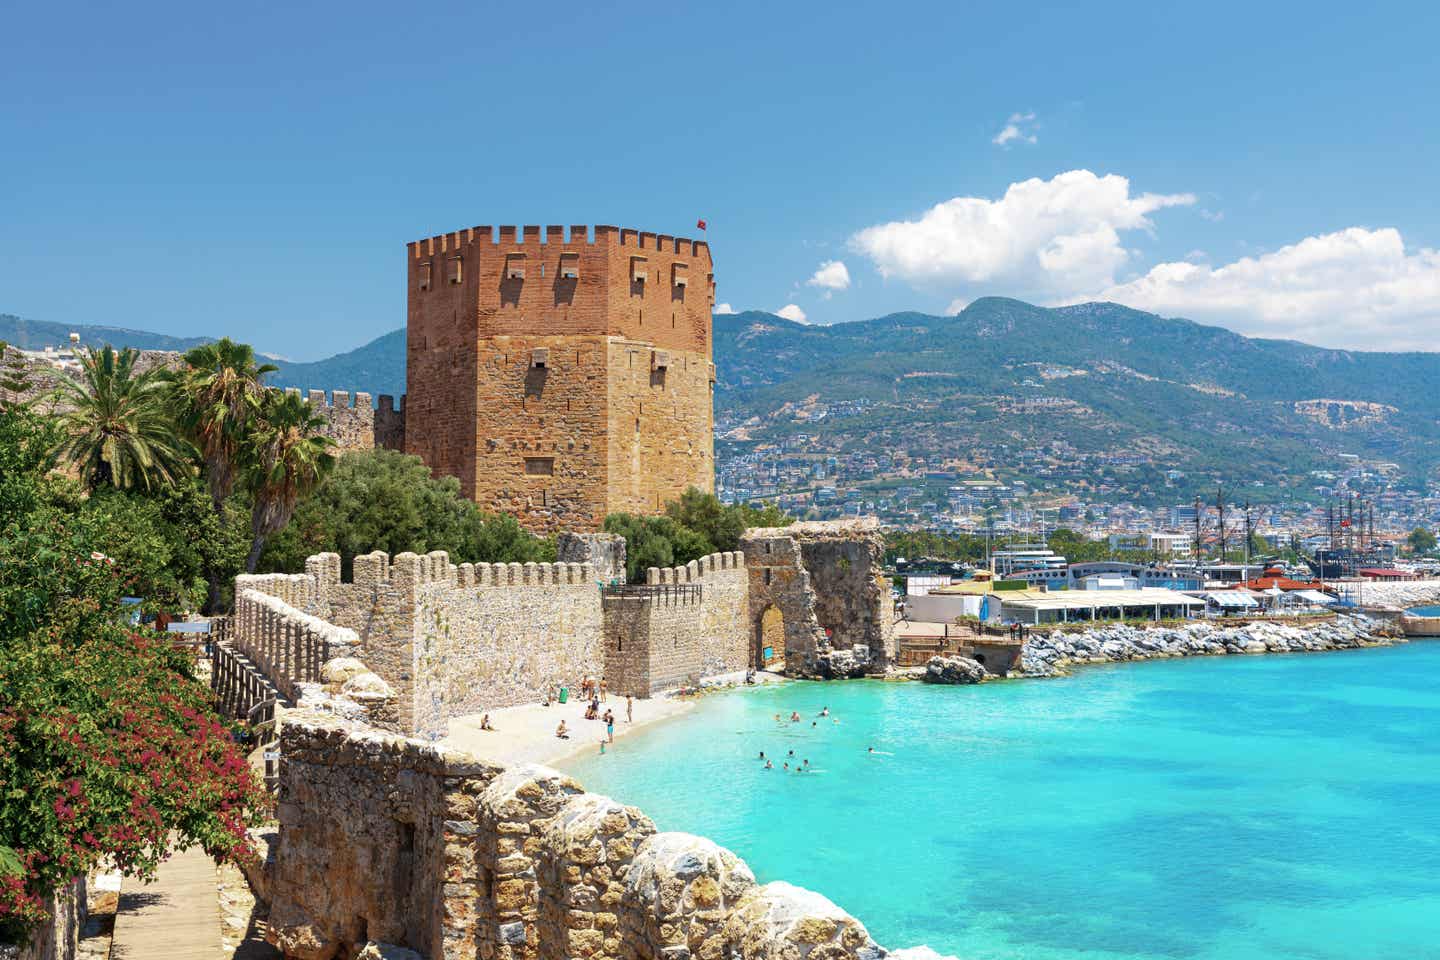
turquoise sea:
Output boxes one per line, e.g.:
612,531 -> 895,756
566,643 -> 1440,959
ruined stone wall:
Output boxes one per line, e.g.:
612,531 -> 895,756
740,520 -> 895,676
269,711 -> 887,960
794,519 -> 896,669
739,531 -> 826,674
411,560 -> 604,738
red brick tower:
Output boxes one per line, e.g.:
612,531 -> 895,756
404,224 -> 716,532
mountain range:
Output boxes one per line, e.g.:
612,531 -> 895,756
8,300 -> 1440,499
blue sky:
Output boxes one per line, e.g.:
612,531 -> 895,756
3,2 -> 1439,359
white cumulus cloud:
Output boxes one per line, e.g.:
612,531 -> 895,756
992,111 -> 1038,146
1089,226 -> 1440,351
805,260 -> 851,301
806,259 -> 851,294
713,302 -> 737,315
850,169 -> 1195,298
775,304 -> 809,323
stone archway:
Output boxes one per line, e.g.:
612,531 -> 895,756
755,604 -> 785,670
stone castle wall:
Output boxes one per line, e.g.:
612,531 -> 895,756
411,560 -> 604,738
268,710 -> 887,960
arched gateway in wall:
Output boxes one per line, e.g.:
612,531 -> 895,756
755,604 -> 785,670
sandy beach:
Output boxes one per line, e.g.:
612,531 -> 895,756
441,671 -> 787,768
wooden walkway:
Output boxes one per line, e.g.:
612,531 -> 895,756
111,844 -> 220,960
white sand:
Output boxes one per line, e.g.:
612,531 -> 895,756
440,671 -> 786,768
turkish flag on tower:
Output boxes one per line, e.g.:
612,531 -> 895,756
696,218 -> 707,231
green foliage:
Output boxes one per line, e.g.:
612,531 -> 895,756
606,488 -> 790,582
1408,526 -> 1436,554
1046,527 -> 1115,563
49,345 -> 193,491
243,391 -> 336,572
260,448 -> 552,573
172,337 -> 275,515
0,409 -> 266,939
884,530 -> 988,564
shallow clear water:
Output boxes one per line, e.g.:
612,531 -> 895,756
565,644 -> 1440,960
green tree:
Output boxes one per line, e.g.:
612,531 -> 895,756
603,513 -> 714,582
172,338 -> 275,519
49,346 -> 191,491
0,406 -> 265,940
664,487 -> 790,553
243,392 -> 335,572
260,448 -> 551,572
1408,526 -> 1437,554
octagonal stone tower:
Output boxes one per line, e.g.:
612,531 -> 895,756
404,224 -> 717,532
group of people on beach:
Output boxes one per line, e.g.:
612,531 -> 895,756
551,675 -> 632,752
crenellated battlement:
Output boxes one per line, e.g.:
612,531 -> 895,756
311,549 -> 596,594
281,386 -> 375,410
645,551 -> 746,586
407,224 -> 710,260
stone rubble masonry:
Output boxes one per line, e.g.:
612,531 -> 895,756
602,552 -> 749,697
404,224 -> 717,534
739,520 -> 896,676
410,558 -> 605,739
268,709 -> 889,960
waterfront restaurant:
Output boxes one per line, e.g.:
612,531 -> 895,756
993,587 -> 1206,625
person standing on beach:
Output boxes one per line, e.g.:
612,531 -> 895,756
626,695 -> 633,723
606,713 -> 615,743
600,679 -> 608,702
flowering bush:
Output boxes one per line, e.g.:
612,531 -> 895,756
0,407 -> 268,940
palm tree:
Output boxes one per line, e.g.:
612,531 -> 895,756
245,391 -> 335,572
50,345 -> 191,491
173,338 -> 276,519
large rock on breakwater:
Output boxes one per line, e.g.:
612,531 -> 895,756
1019,613 -> 1394,676
924,655 -> 988,685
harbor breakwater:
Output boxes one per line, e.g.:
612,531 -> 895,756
1018,613 -> 1397,677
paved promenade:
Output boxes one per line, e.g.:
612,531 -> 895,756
111,844 -> 219,960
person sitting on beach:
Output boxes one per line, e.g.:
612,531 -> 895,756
556,721 -> 570,739
479,714 -> 494,731
585,701 -> 598,721
542,690 -> 552,707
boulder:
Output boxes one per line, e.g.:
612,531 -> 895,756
923,656 -> 987,685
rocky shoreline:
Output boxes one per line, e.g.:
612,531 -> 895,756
920,612 -> 1408,684
1017,613 -> 1401,678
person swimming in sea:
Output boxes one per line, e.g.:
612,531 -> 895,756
759,750 -> 766,760
790,711 -> 801,722
764,759 -> 773,769
819,707 -> 829,717
783,762 -> 789,771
